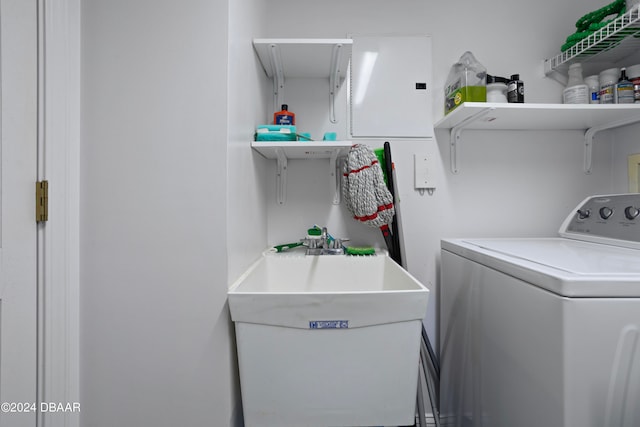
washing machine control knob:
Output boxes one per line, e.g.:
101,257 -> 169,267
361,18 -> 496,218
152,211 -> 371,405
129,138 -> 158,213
599,207 -> 614,220
624,206 -> 640,220
577,209 -> 591,219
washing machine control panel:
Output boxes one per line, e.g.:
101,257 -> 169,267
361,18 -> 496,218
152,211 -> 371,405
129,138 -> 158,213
559,193 -> 640,248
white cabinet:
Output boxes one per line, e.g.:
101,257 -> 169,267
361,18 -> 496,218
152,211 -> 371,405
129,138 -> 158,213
350,35 -> 433,138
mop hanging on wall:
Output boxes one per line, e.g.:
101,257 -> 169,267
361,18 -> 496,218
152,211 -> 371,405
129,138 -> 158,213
343,144 -> 396,254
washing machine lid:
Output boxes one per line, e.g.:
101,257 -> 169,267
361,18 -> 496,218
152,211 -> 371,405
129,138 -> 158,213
441,237 -> 640,297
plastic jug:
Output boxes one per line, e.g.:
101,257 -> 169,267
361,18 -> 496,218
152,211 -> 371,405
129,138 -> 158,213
444,51 -> 487,115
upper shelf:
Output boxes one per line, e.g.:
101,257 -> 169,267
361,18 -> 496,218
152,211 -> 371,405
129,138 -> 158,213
253,38 -> 353,124
544,4 -> 640,81
253,38 -> 352,80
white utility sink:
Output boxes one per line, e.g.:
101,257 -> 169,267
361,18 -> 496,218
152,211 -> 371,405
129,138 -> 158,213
228,252 -> 429,427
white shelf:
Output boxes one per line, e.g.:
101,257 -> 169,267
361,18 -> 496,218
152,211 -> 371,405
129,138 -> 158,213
253,38 -> 352,79
251,140 -> 352,159
435,102 -> 640,130
544,5 -> 640,83
434,102 -> 640,174
253,38 -> 353,122
251,141 -> 352,205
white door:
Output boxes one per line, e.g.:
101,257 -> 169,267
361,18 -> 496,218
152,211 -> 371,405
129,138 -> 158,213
0,0 -> 38,425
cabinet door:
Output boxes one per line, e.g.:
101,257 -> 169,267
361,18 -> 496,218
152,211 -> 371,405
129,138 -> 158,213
350,35 -> 433,138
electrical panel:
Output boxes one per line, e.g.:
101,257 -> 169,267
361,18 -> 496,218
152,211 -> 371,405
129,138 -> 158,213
350,35 -> 433,138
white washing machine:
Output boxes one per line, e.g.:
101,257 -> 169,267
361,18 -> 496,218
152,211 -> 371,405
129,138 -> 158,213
440,193 -> 640,427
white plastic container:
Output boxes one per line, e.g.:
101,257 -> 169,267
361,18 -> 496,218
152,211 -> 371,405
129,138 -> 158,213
563,63 -> 589,104
599,67 -> 619,104
627,63 -> 640,103
584,75 -> 600,104
487,83 -> 508,102
228,253 -> 429,427
486,75 -> 508,103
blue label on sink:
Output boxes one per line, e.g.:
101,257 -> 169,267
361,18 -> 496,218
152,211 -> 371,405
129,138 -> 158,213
309,320 -> 349,329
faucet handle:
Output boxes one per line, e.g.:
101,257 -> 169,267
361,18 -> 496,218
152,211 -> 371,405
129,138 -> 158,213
330,237 -> 349,249
301,237 -> 319,249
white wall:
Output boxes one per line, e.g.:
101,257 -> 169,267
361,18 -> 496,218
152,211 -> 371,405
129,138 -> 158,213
227,0 -> 271,424
80,1 -> 235,426
612,123 -> 640,192
227,0 -> 270,285
260,0 -> 615,345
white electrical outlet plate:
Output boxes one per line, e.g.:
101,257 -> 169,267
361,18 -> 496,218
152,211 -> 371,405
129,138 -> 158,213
414,153 -> 436,189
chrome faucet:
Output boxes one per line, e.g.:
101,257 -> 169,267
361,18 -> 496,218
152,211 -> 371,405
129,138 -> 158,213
320,227 -> 328,248
301,226 -> 346,255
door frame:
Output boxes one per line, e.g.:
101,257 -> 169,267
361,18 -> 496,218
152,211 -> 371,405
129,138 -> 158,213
37,1 -> 80,426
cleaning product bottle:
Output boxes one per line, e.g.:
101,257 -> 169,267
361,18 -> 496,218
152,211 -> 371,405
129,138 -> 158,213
444,51 -> 487,115
562,63 -> 589,104
599,68 -> 619,104
507,74 -> 524,103
273,104 -> 295,125
627,63 -> 640,103
616,67 -> 635,104
584,75 -> 600,104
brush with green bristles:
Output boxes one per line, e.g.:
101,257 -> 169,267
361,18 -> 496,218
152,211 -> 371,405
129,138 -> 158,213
344,246 -> 376,256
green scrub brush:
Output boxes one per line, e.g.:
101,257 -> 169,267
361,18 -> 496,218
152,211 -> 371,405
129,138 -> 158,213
273,242 -> 304,253
308,226 -> 322,236
344,246 -> 375,256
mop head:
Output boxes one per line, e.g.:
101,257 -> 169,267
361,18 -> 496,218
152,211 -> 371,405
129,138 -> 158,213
343,144 -> 395,228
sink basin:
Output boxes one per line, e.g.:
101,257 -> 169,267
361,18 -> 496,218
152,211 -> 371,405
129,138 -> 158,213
228,252 -> 429,427
229,252 -> 428,328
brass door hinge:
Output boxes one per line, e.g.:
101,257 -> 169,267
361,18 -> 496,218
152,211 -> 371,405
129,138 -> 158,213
36,180 -> 48,223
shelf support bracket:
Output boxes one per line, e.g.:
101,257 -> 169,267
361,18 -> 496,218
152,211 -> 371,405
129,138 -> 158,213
584,115 -> 640,174
269,43 -> 285,112
543,59 -> 568,86
275,148 -> 287,205
328,43 -> 344,124
329,150 -> 342,205
449,107 -> 495,174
